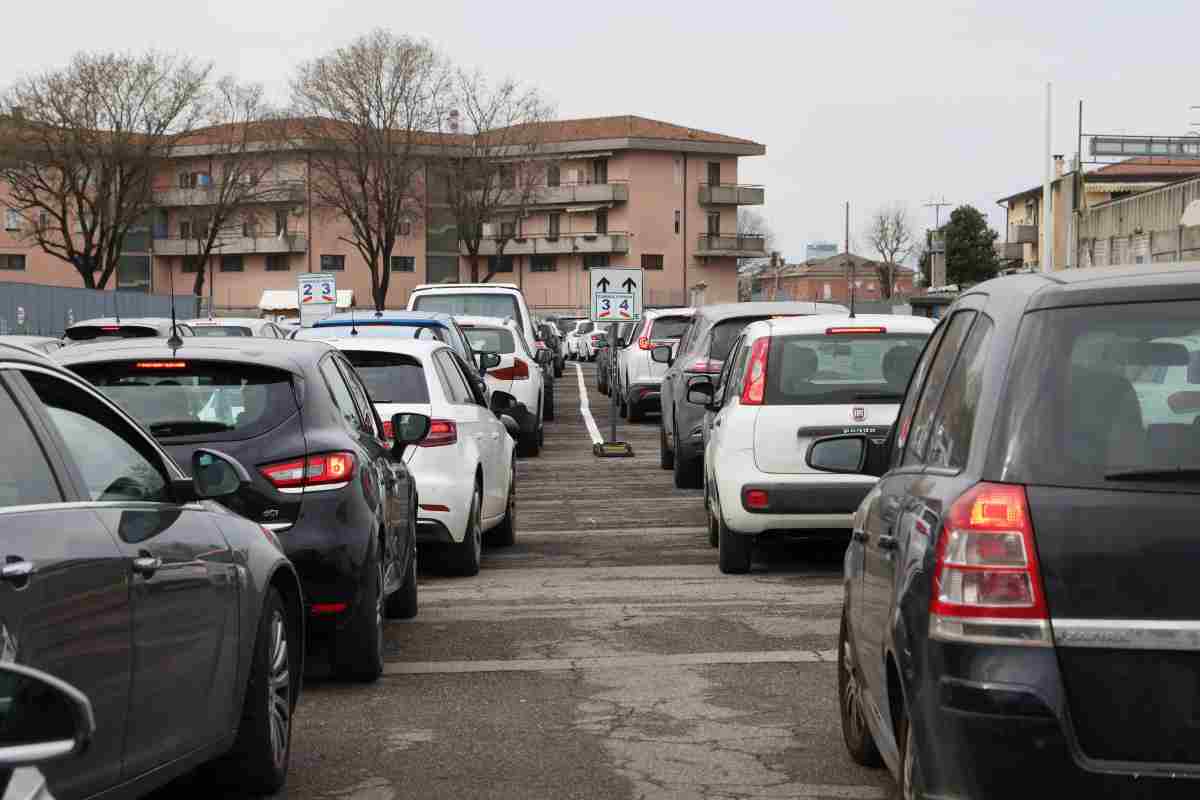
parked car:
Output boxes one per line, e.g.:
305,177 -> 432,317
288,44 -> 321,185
407,283 -> 540,367
62,317 -> 195,344
55,338 -> 428,683
686,314 -> 935,573
613,308 -> 693,422
657,301 -> 847,489
815,265 -> 1200,798
0,341 -> 305,797
188,317 -> 290,338
597,322 -> 636,396
326,338 -> 519,576
534,320 -> 565,378
455,315 -> 552,456
0,335 -> 63,355
565,320 -> 599,360
0,661 -> 94,800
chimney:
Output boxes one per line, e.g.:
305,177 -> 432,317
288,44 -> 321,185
1053,154 -> 1065,178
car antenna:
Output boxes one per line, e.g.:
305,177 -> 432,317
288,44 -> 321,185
166,262 -> 183,351
351,307 -> 358,336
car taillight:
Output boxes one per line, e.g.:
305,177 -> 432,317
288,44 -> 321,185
744,489 -> 769,510
684,358 -> 723,374
638,337 -> 653,350
490,359 -> 530,381
260,452 -> 356,491
535,340 -> 546,349
419,419 -> 458,447
382,420 -> 394,440
930,482 -> 1050,647
740,338 -> 770,405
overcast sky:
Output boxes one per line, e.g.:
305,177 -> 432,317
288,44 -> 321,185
4,0 -> 1197,261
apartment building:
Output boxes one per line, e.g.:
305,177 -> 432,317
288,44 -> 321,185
749,253 -> 915,303
0,115 -> 766,313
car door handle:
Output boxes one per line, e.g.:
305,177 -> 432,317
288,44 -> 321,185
132,554 -> 162,577
1,560 -> 34,582
877,534 -> 899,551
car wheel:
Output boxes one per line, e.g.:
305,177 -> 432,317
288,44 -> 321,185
672,447 -> 702,489
839,608 -> 882,767
450,484 -> 483,576
384,547 -> 418,620
487,464 -> 517,547
659,425 -> 675,470
517,425 -> 540,457
717,510 -> 752,574
898,704 -> 925,800
706,485 -> 719,548
336,552 -> 384,682
598,373 -> 608,396
217,587 -> 295,794
627,396 -> 643,423
544,386 -> 556,421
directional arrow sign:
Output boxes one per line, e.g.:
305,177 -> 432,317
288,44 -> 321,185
589,267 -> 643,323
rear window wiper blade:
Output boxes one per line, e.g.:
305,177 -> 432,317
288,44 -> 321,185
850,391 -> 906,401
149,420 -> 235,436
1105,466 -> 1200,482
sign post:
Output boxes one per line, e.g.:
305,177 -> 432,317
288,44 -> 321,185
590,267 -> 642,458
297,273 -> 337,327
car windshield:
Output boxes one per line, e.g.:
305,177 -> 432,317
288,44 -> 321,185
191,326 -> 252,337
69,360 -> 297,441
412,294 -> 521,328
340,352 -> 430,404
649,317 -> 690,340
997,301 -> 1200,489
64,325 -> 159,341
462,327 -> 516,354
765,333 -> 931,405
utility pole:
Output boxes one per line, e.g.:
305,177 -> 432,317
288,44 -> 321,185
844,201 -> 855,317
1042,81 -> 1055,272
924,197 -> 952,289
923,197 -> 952,230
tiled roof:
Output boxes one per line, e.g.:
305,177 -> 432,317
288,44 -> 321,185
1091,157 -> 1200,178
534,115 -> 759,146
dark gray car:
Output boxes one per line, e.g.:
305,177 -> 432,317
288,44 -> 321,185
657,301 -> 846,488
0,342 -> 305,798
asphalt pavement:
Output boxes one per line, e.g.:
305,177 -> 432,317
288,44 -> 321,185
158,361 -> 895,800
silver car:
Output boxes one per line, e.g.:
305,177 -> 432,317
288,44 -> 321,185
613,308 -> 694,422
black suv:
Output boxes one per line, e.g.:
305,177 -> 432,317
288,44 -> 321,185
57,338 -> 428,682
812,265 -> 1200,798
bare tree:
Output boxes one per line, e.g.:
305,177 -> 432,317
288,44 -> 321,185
0,51 -> 210,289
174,78 -> 292,300
737,207 -> 776,265
291,30 -> 446,311
435,70 -> 553,283
865,204 -> 916,299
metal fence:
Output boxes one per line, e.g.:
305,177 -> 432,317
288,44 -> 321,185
0,282 -> 200,336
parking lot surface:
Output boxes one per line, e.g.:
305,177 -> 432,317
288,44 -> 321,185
156,363 -> 893,800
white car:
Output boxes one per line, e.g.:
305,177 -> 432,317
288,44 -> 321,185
407,283 -> 540,367
328,338 -> 518,576
692,314 -> 936,574
188,317 -> 290,337
613,308 -> 693,422
455,315 -> 549,457
566,319 -> 606,360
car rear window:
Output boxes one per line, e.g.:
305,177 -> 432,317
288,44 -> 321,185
577,322 -> 595,334
69,360 -> 297,442
297,324 -> 447,342
412,294 -> 522,329
650,317 -> 691,340
462,327 -> 516,354
64,325 -> 159,341
340,352 -> 430,404
708,317 -> 772,362
765,333 -> 931,405
191,326 -> 252,337
996,300 -> 1200,490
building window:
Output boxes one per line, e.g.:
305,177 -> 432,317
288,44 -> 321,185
220,254 -> 244,272
266,254 -> 290,271
707,161 -> 721,185
499,221 -> 516,239
181,256 -> 203,274
547,163 -> 560,187
641,254 -> 664,270
242,220 -> 258,238
275,209 -> 288,235
320,254 -> 345,271
0,254 -> 26,271
595,209 -> 608,234
37,211 -> 49,230
583,254 -> 609,269
426,254 -> 458,284
488,255 -> 514,273
674,210 -> 680,234
391,255 -> 415,272
499,164 -> 515,189
531,255 -> 556,272
592,158 -> 608,184
706,212 -> 720,235
399,220 -> 412,236
548,213 -> 561,239
4,209 -> 21,231
179,220 -> 191,239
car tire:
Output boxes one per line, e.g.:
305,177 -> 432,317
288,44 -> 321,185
898,704 -> 925,800
717,511 -> 752,574
627,396 -> 643,423
450,484 -> 483,576
544,386 -> 556,421
385,548 -> 418,620
672,448 -> 702,490
336,552 -> 384,682
598,373 -> 609,396
487,465 -> 517,547
217,587 -> 295,794
839,608 -> 882,767
554,359 -> 564,378
517,426 -> 540,457
706,485 -> 719,548
659,426 -> 674,470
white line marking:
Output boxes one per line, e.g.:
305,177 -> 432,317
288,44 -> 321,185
385,649 -> 836,675
575,363 -> 603,445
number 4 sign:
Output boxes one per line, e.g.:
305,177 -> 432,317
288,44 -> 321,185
590,267 -> 642,323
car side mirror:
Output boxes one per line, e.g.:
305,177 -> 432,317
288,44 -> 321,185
686,375 -> 715,406
0,661 -> 95,768
490,392 -> 515,415
535,348 -> 553,366
478,351 -> 502,372
807,434 -> 890,477
391,412 -> 431,457
190,449 -> 252,500
651,344 -> 672,365
500,414 -> 521,438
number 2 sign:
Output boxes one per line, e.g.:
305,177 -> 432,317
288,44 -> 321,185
298,272 -> 338,327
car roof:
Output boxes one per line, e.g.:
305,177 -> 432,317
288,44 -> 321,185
455,315 -> 518,330
692,301 -> 849,322
644,307 -> 695,319
0,341 -> 61,365
0,335 -> 61,345
322,338 -> 446,359
69,317 -> 176,328
314,310 -> 452,328
746,313 -> 937,337
413,283 -> 521,293
53,337 -> 335,375
188,317 -> 272,326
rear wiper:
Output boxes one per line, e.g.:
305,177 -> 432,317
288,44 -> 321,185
149,420 -> 234,436
851,391 -> 905,401
1105,466 -> 1200,482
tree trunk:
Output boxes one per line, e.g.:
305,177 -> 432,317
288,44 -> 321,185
470,252 -> 482,282
192,264 -> 206,298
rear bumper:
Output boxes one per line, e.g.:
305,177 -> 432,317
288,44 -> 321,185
417,519 -> 454,545
626,382 -> 662,410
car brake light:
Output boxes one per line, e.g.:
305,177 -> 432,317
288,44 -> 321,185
102,325 -> 121,332
744,489 -> 769,510
420,419 -> 458,447
684,358 -> 723,374
826,326 -> 886,335
311,602 -> 347,616
135,361 -> 187,369
740,338 -> 770,405
260,452 -> 356,490
930,482 -> 1051,647
490,359 -> 530,381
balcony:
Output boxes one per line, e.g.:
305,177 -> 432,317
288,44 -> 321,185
1012,224 -> 1038,244
153,180 -> 305,208
994,242 -> 1025,261
490,181 -> 629,210
696,234 -> 766,258
153,233 -> 308,256
698,183 -> 765,206
466,232 -> 630,257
